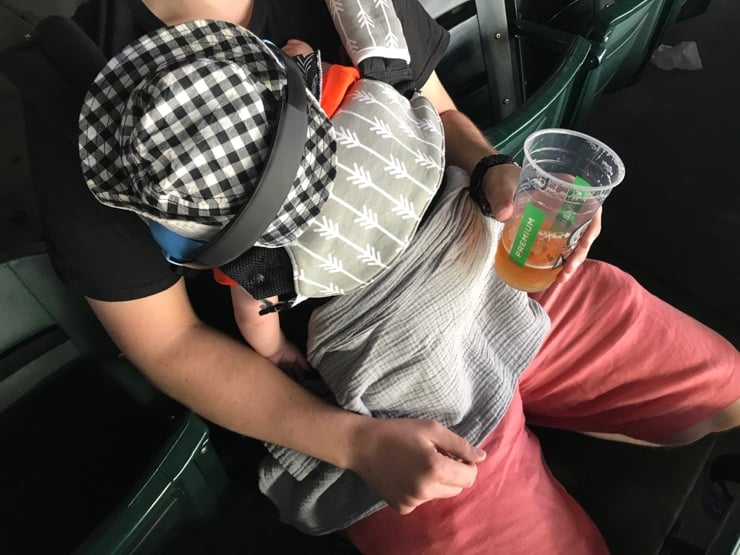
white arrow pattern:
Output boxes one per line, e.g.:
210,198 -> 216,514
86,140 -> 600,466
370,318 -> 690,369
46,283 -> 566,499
331,194 -> 406,246
290,1 -> 438,299
391,195 -> 417,220
295,269 -> 346,296
311,213 -> 391,269
286,67 -> 443,299
335,130 -> 434,194
356,4 -> 376,35
292,243 -> 366,284
369,117 -> 394,139
354,205 -> 378,229
320,254 -> 345,274
339,161 -> 423,217
358,244 -> 384,266
325,0 -> 410,65
346,87 -> 444,147
335,127 -> 363,148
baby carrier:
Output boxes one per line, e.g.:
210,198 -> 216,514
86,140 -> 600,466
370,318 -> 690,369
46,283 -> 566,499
0,1 -> 445,310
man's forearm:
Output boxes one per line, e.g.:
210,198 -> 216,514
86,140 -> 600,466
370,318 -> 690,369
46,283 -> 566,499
421,71 -> 520,219
142,321 -> 366,469
440,108 -> 499,174
420,71 -> 499,175
89,281 -> 364,470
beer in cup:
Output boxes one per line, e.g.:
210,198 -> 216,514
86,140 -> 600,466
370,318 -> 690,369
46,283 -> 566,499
494,129 -> 625,292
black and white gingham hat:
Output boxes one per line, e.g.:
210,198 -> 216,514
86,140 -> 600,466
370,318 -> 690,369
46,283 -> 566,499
79,20 -> 336,246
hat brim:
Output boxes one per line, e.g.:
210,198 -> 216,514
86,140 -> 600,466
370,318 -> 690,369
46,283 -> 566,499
79,19 -> 335,247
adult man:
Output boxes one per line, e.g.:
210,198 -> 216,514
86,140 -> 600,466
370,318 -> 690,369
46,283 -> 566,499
16,0 -> 740,553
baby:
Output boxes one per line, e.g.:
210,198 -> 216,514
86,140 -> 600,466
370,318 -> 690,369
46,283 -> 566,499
230,37 -> 393,375
80,20 -> 446,374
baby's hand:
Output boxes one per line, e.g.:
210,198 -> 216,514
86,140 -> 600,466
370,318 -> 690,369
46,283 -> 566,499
267,336 -> 311,380
282,39 -> 314,58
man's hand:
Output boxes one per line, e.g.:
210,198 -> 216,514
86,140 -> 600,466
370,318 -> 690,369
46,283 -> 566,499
555,206 -> 602,284
422,70 -> 603,282
479,162 -> 521,222
349,418 -> 486,514
482,165 -> 603,283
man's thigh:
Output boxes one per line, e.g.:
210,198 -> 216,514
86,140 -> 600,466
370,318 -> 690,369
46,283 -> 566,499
521,260 -> 740,442
347,393 -> 608,555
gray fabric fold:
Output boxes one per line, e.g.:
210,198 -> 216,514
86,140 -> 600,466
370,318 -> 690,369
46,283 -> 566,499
258,167 -> 550,534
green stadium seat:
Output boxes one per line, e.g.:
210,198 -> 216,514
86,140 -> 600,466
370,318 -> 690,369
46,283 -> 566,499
565,0 -> 668,128
77,412 -> 229,555
425,0 -> 521,129
486,24 -> 591,159
422,0 -> 591,160
0,253 -> 229,555
516,0 -> 686,127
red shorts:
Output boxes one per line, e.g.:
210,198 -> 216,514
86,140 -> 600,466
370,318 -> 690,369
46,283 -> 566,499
348,260 -> 740,554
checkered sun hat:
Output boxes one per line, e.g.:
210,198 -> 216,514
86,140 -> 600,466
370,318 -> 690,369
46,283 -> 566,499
79,20 -> 336,246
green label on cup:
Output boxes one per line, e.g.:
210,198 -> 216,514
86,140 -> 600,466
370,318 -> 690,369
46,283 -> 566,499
554,176 -> 591,230
509,202 -> 546,267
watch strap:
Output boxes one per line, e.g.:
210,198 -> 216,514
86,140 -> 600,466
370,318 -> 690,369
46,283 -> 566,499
469,154 -> 518,217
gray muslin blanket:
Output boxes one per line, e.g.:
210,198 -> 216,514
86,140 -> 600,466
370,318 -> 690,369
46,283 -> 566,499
258,167 -> 550,534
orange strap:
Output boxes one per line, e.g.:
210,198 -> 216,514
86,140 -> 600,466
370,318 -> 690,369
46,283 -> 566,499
213,267 -> 238,286
321,64 -> 360,117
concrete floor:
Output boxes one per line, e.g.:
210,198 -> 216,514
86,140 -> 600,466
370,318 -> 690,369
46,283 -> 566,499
585,0 -> 740,345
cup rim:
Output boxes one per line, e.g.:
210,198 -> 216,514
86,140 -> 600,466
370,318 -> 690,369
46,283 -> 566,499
523,128 -> 626,192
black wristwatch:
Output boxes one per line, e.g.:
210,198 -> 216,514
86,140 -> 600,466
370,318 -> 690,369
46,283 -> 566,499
469,154 -> 519,217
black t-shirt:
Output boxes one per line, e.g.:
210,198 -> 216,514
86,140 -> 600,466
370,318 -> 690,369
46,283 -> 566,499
23,0 -> 449,303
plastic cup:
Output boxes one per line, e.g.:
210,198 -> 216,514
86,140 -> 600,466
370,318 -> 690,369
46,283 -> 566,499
494,128 -> 626,292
